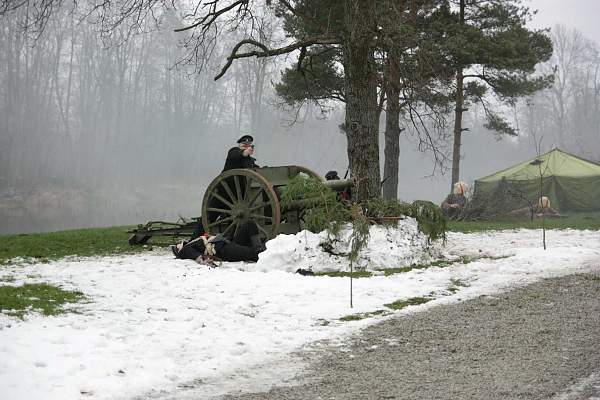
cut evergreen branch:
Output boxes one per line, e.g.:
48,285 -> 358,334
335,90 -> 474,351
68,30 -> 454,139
281,175 -> 350,237
282,182 -> 447,243
348,213 -> 370,263
363,198 -> 414,223
282,182 -> 447,311
409,201 -> 447,242
0,283 -> 87,319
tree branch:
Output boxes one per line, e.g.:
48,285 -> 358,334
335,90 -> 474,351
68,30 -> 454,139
174,0 -> 249,32
215,37 -> 340,80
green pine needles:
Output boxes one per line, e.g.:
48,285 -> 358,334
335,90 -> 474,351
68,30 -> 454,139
281,176 -> 447,250
348,214 -> 370,263
408,200 -> 447,242
281,175 -> 351,239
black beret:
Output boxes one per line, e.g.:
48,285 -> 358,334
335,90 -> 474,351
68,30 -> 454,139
237,135 -> 254,144
325,170 -> 339,180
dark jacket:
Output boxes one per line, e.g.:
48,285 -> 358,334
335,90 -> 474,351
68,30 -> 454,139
175,223 -> 260,263
222,147 -> 259,172
441,193 -> 467,219
176,235 -> 229,260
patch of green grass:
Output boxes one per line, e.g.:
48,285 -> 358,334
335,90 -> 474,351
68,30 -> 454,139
339,309 -> 389,321
319,254 -> 512,280
0,283 -> 87,319
377,255 -> 509,277
384,296 -> 433,310
378,259 -> 451,276
316,270 -> 373,278
447,278 -> 470,294
0,226 -> 172,264
448,213 -> 600,232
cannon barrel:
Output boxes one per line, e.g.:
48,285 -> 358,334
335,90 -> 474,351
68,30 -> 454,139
322,178 -> 354,191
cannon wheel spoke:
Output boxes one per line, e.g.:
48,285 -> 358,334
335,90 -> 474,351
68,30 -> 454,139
233,221 -> 240,238
250,213 -> 274,221
234,175 -> 243,200
206,215 -> 235,228
248,202 -> 271,212
219,180 -> 237,203
256,224 -> 269,237
222,221 -> 236,237
210,192 -> 234,209
207,207 -> 234,214
243,175 -> 252,202
248,187 -> 263,207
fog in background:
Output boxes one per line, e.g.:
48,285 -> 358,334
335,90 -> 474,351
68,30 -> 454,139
1,1 -> 599,234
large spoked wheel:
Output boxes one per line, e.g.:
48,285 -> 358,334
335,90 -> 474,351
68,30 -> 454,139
202,169 -> 281,240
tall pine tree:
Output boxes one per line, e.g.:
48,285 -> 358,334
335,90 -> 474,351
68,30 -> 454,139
445,0 -> 553,191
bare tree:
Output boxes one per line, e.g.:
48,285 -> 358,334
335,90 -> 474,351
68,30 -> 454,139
527,25 -> 600,161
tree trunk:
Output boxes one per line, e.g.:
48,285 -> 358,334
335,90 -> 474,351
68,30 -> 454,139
343,0 -> 380,201
451,67 -> 464,192
450,0 -> 465,192
383,53 -> 401,200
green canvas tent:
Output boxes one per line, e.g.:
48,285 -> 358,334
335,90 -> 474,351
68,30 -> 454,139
473,148 -> 600,212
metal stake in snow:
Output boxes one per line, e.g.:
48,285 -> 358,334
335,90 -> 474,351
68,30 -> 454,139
350,259 -> 353,308
531,137 -> 549,251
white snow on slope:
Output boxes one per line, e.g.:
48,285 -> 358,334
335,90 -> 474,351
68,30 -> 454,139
0,222 -> 599,400
256,217 -> 437,272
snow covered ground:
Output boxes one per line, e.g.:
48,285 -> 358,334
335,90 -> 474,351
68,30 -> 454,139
0,221 -> 599,400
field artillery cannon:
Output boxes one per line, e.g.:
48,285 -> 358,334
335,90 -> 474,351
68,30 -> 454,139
128,165 -> 353,244
203,165 -> 353,239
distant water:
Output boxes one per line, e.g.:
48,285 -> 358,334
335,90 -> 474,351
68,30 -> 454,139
0,186 -> 204,235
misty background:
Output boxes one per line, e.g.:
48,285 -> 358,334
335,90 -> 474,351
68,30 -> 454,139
1,1 -> 599,234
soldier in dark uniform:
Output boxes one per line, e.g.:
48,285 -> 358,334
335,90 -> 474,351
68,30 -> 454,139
189,135 -> 257,242
172,220 -> 266,263
325,170 -> 352,203
222,135 -> 259,171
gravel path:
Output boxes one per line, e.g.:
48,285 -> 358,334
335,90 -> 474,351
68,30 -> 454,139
217,272 -> 600,400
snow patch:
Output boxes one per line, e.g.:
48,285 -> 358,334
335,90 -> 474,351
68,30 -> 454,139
0,227 -> 598,400
256,218 -> 437,273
